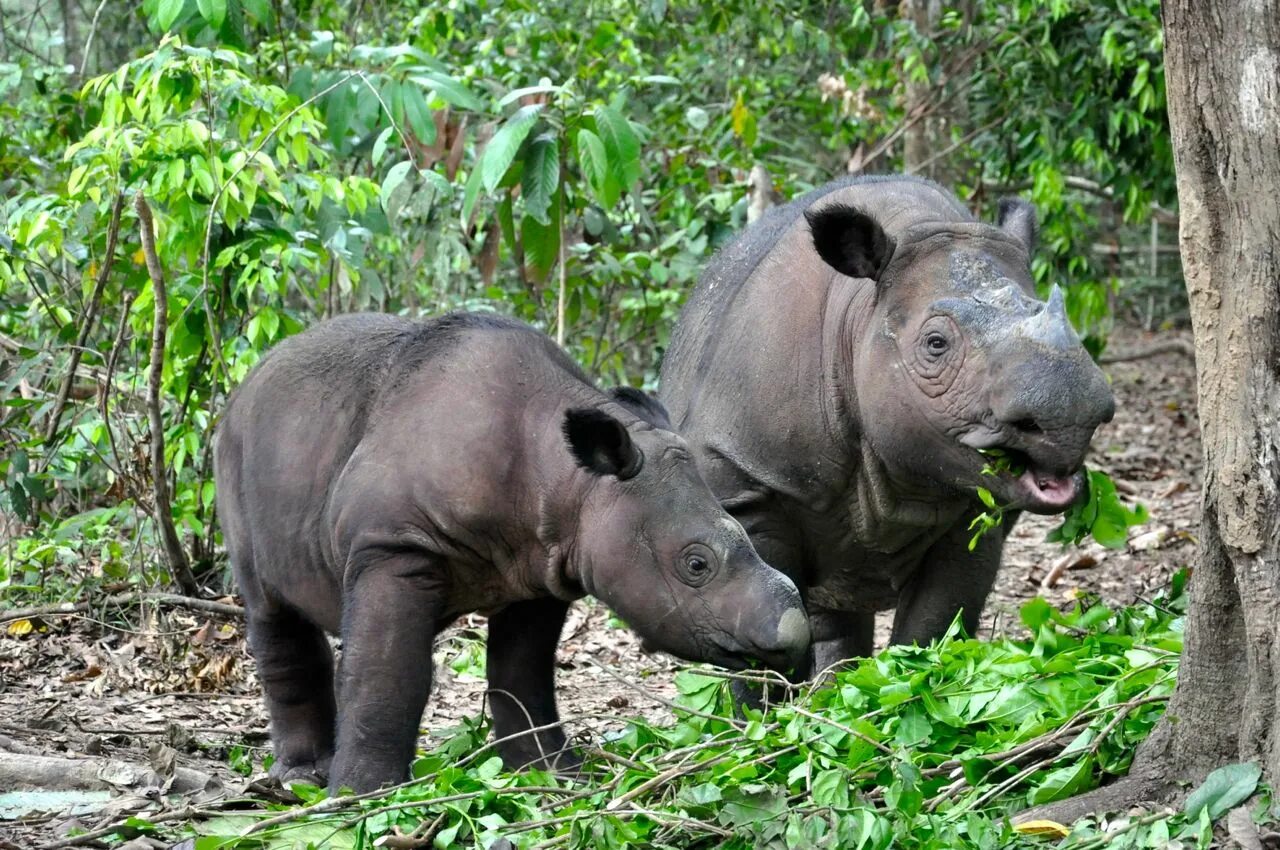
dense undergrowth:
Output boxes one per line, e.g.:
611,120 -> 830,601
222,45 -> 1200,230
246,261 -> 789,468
87,575 -> 1264,850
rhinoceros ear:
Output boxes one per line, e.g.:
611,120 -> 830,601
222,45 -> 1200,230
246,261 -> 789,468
997,197 -> 1038,252
609,386 -> 672,430
805,203 -> 896,281
563,407 -> 644,480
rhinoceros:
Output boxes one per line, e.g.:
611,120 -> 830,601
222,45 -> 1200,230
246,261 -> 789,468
659,175 -> 1114,675
214,312 -> 809,792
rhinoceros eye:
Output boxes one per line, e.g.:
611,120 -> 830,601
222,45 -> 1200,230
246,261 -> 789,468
925,332 -> 950,355
678,544 -> 717,586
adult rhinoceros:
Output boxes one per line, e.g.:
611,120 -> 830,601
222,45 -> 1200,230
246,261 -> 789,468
659,175 -> 1115,675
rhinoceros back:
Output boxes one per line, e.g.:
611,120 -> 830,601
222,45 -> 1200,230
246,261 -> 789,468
214,312 -> 534,622
662,176 -> 972,422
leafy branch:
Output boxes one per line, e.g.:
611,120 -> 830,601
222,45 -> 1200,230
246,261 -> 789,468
969,451 -> 1149,551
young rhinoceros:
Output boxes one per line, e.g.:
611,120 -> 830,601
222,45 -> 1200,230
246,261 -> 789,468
659,175 -> 1115,675
215,312 -> 809,793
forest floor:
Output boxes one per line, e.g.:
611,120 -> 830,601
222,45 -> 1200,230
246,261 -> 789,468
0,325 -> 1201,848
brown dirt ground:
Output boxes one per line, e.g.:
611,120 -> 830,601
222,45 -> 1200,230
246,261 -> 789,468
0,325 -> 1200,847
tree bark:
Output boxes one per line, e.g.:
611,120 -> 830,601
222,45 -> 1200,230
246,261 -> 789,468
59,0 -> 81,77
1141,0 -> 1280,785
1018,0 -> 1280,824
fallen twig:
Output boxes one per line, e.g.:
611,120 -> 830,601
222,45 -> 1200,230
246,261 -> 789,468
36,799 -> 257,850
377,811 -> 448,849
0,591 -> 244,623
240,716 -> 590,836
583,656 -> 747,731
0,750 -> 217,794
787,705 -> 894,756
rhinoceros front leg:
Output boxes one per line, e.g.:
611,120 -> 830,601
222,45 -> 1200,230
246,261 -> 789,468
329,550 -> 449,794
890,511 -> 1016,647
486,596 -> 580,772
809,608 -> 876,676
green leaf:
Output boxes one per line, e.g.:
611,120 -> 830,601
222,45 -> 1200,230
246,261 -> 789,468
1021,597 -> 1053,630
594,103 -> 642,190
156,0 -> 185,30
521,185 -> 561,282
576,127 -> 610,204
481,105 -> 542,193
196,0 -> 226,29
460,160 -> 485,226
685,105 -> 709,130
1047,468 -> 1149,549
410,71 -> 483,112
380,160 -> 413,220
719,785 -> 788,827
895,706 -> 933,747
677,783 -> 722,808
498,83 -> 562,108
371,126 -> 396,165
1184,762 -> 1261,822
475,756 -> 504,780
521,134 -> 559,226
1028,756 -> 1094,805
402,86 -> 437,146
812,769 -> 850,808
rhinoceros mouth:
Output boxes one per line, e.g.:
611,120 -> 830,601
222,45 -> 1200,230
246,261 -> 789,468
1012,465 -> 1083,513
978,446 -> 1084,515
959,425 -> 1086,514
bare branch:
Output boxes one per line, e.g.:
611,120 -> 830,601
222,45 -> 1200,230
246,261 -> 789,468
1100,339 -> 1195,364
985,175 -> 1179,224
135,192 -> 201,597
43,190 -> 125,445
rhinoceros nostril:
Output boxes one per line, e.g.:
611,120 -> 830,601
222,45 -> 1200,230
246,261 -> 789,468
1010,418 -> 1043,435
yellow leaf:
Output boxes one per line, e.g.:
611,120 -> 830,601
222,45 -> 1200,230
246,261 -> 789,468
6,619 -> 34,636
1013,820 -> 1070,838
731,91 -> 749,138
132,248 -> 146,265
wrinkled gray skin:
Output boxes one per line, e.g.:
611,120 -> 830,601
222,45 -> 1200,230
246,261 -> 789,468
215,313 -> 809,793
659,175 -> 1115,675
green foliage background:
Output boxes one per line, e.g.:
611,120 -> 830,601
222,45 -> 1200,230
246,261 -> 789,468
1,1 -> 1175,601
0,3 -> 1230,848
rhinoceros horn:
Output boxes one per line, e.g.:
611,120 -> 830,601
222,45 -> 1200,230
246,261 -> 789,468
1020,284 -> 1076,349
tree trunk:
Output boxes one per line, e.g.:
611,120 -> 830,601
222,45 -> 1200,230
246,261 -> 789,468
1018,0 -> 1280,824
60,0 -> 81,76
899,0 -> 940,175
1143,0 -> 1280,783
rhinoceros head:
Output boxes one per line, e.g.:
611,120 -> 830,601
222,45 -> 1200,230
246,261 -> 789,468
561,391 -> 810,672
806,198 -> 1115,514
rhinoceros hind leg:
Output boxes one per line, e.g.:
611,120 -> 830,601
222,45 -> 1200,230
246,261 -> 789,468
486,597 -> 579,773
248,604 -> 336,786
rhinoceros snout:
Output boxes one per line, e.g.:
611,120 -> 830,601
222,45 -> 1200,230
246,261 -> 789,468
739,605 -> 811,673
992,348 -> 1115,439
